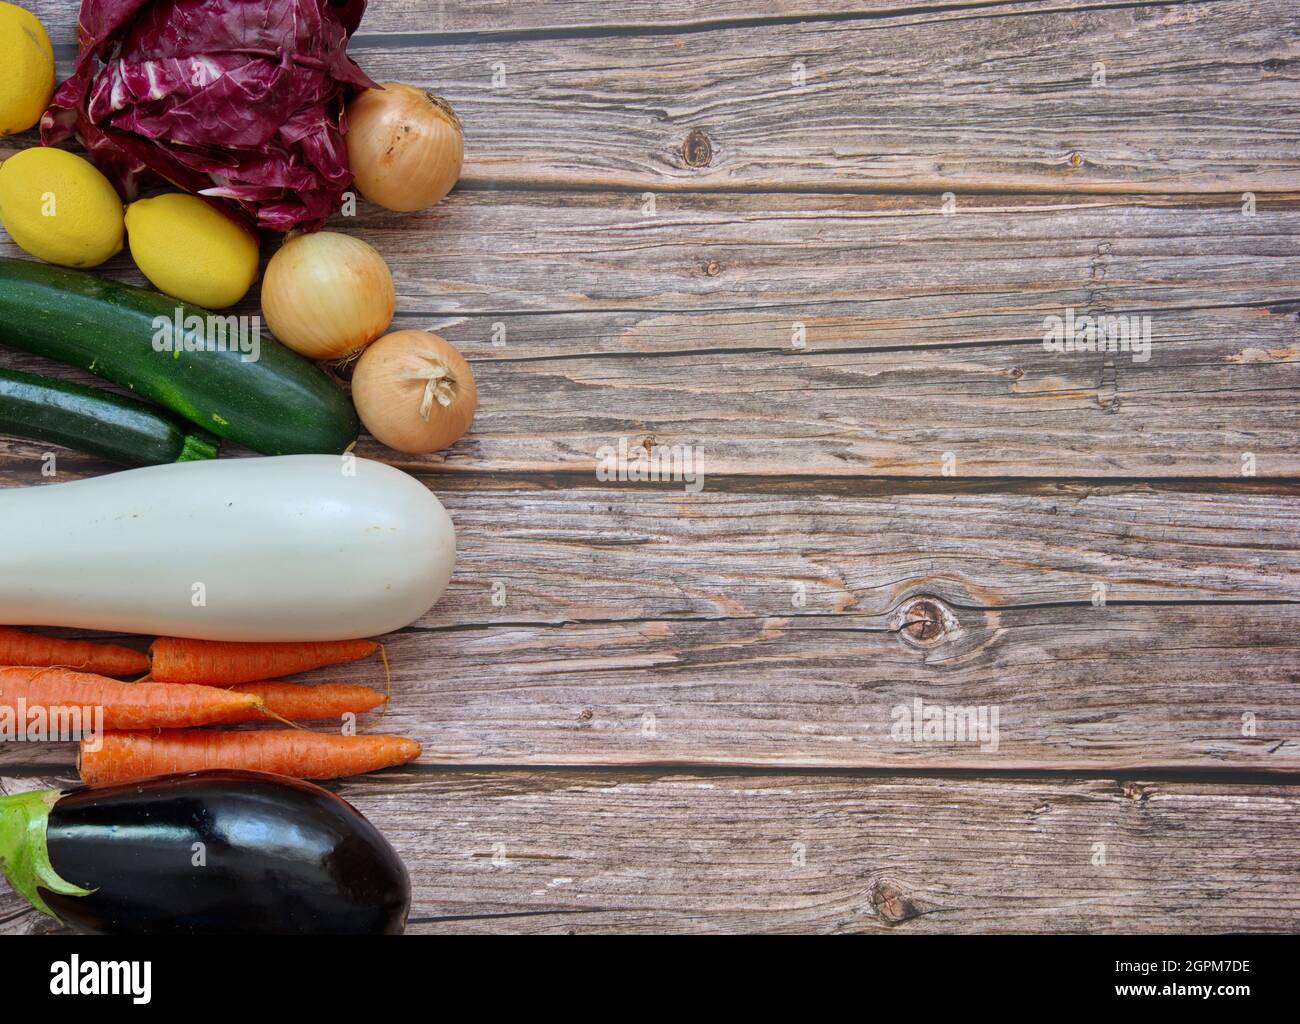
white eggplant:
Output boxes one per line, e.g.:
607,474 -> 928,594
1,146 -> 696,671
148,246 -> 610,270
0,456 -> 455,641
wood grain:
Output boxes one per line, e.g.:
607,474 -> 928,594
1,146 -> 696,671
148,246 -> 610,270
359,191 -> 1300,317
379,484 -> 1300,616
6,187 -> 1291,318
29,0 -> 1145,38
3,601 -> 1296,772
6,478 -> 1288,619
1,190 -> 1295,478
2,0 -> 1298,934
4,769 -> 1298,934
0,477 -> 1295,772
29,0 -> 1300,192
360,0 -> 1300,193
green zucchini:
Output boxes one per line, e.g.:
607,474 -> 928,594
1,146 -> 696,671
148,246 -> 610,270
0,258 -> 359,455
0,366 -> 219,466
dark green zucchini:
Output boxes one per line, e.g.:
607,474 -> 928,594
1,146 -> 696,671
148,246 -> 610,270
0,258 -> 359,455
0,366 -> 218,465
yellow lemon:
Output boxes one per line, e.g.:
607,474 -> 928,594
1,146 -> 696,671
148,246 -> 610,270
0,147 -> 124,267
125,194 -> 260,309
0,2 -> 54,136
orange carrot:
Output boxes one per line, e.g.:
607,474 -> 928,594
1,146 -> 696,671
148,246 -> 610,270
0,667 -> 262,730
80,729 -> 423,784
0,627 -> 149,678
204,681 -> 388,724
149,637 -> 379,685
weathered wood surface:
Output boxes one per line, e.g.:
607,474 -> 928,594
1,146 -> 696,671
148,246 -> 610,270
32,0 -> 1144,37
8,600 -> 1298,772
2,0 -> 1298,931
4,770 -> 1299,934
4,186 -> 1289,324
1,481 -> 1296,772
0,188 -> 1296,477
3,476 -> 1295,613
30,0 -> 1300,192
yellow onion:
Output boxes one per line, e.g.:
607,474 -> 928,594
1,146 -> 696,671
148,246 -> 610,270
352,330 -> 477,453
346,84 -> 463,212
261,231 -> 395,360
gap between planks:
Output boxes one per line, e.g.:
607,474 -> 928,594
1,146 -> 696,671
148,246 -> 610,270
5,761 -> 1300,785
4,454 -> 1300,495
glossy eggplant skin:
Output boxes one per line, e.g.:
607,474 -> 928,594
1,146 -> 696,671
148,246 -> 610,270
41,771 -> 409,935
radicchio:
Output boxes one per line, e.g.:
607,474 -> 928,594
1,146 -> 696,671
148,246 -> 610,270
42,0 -> 377,232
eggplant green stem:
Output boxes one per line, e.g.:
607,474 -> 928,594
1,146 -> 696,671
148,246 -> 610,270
0,789 -> 94,922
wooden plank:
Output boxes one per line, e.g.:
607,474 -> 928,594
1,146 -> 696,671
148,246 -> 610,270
9,475 -> 1292,616
0,191 -> 1295,477
0,480 -> 1295,771
3,600 -> 1297,772
12,310 -> 1293,477
357,0 -> 1128,34
410,308 -> 1299,479
375,482 -> 1300,613
358,192 -> 1300,315
4,188 -> 1294,319
263,0 -> 1300,193
4,769 -> 1299,933
359,0 -> 1300,193
25,0 -> 1300,192
0,467 -> 1293,601
27,0 -> 1096,38
289,603 -> 1300,770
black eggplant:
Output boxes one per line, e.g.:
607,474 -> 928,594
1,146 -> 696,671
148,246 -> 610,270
0,770 -> 409,934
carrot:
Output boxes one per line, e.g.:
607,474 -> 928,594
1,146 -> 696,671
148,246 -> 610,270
0,666 -> 263,730
0,626 -> 149,678
204,681 -> 388,724
80,729 -> 423,784
149,637 -> 379,685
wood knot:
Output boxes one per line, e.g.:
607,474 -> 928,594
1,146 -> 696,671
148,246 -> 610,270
704,259 -> 722,276
1120,781 -> 1149,802
1068,150 -> 1084,168
871,878 -> 921,925
577,708 -> 593,722
682,128 -> 713,167
894,596 -> 958,649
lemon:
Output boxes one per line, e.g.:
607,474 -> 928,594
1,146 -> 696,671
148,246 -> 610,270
125,194 -> 260,309
0,2 -> 54,136
0,147 -> 124,267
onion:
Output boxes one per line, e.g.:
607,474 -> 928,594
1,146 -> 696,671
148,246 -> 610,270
346,84 -> 464,212
352,331 -> 477,454
261,231 -> 395,360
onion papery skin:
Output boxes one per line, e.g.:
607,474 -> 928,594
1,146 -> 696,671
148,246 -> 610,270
352,330 -> 477,454
261,231 -> 396,360
346,84 -> 464,213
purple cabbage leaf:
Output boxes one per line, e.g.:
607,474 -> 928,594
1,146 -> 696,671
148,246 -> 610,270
42,0 -> 376,232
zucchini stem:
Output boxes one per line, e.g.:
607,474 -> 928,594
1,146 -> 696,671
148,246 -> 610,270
177,430 -> 221,462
